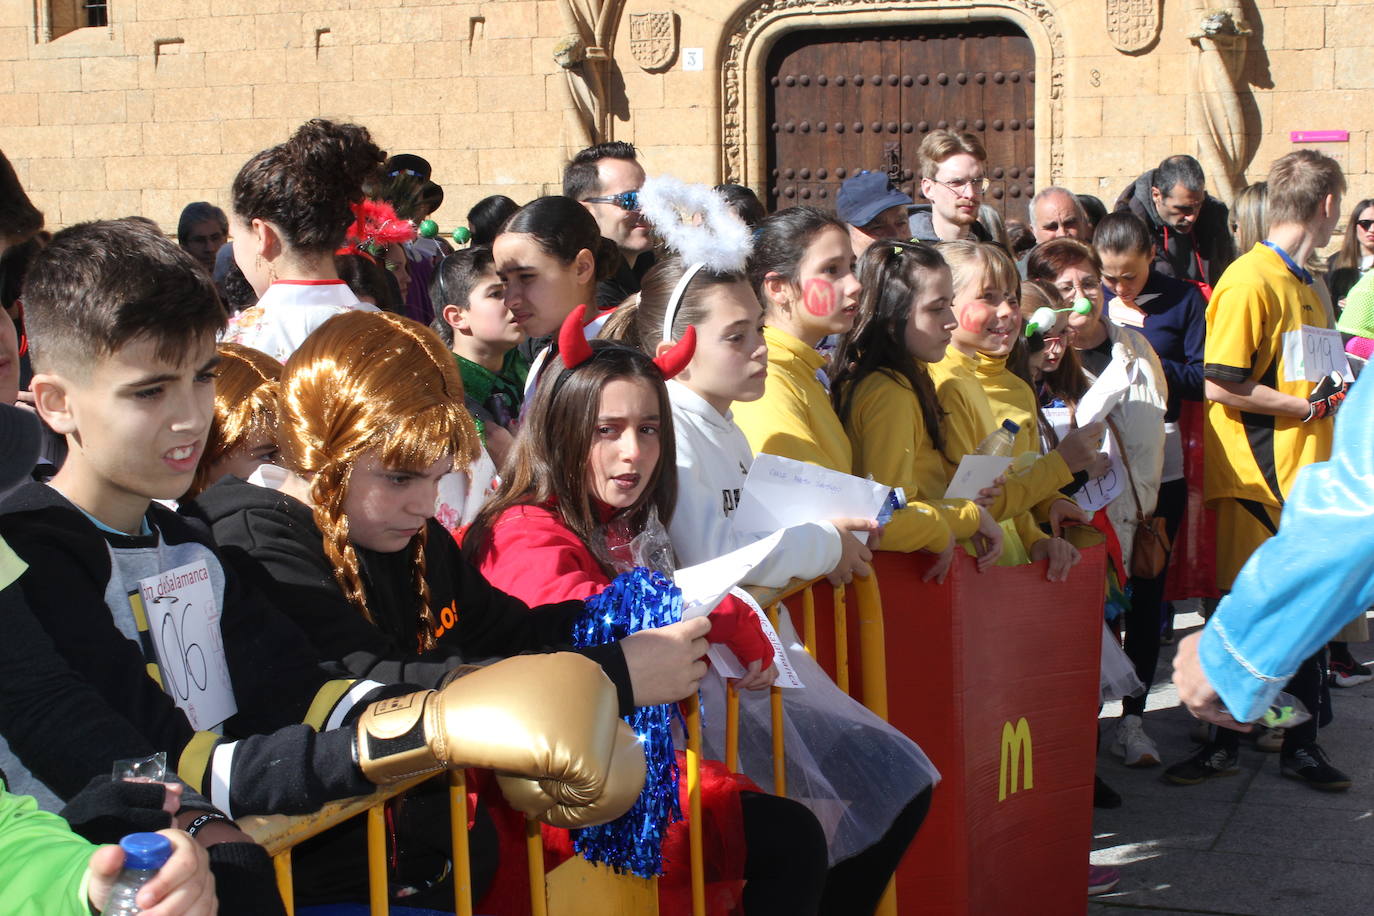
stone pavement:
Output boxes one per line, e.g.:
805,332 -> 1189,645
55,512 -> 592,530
1089,611 -> 1374,915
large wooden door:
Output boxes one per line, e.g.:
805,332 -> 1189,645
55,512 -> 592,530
765,22 -> 1035,220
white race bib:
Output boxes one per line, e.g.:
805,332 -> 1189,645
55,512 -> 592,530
1282,325 -> 1351,383
135,560 -> 237,730
1044,407 -> 1125,512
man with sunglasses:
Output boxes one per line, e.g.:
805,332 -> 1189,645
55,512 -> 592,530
563,142 -> 656,312
909,130 -> 994,244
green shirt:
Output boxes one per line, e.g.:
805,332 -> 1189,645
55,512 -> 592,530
456,349 -> 530,438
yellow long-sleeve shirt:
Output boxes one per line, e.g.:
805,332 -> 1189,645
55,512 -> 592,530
734,327 -> 950,553
842,369 -> 985,541
928,346 -> 1069,552
972,350 -> 1077,520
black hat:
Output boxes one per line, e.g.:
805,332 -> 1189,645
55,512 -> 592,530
384,154 -> 433,182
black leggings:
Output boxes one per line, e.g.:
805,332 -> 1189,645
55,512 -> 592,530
740,786 -> 933,916
1123,477 -> 1187,717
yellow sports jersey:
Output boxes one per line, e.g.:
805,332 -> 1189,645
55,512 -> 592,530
1203,243 -> 1334,507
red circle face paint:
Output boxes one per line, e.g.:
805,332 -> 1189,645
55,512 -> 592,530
957,299 -> 994,333
803,278 -> 837,317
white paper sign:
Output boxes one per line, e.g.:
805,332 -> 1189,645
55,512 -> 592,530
731,454 -> 889,546
682,48 -> 704,71
136,561 -> 236,731
943,454 -> 1012,500
1043,407 -> 1125,512
1077,356 -> 1137,427
1282,325 -> 1351,383
705,588 -> 804,689
676,530 -> 789,620
1107,300 -> 1146,328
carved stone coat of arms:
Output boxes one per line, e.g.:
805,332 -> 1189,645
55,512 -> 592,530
1106,0 -> 1162,53
629,11 -> 678,71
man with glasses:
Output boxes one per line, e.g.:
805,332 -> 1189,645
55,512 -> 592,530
563,142 -> 655,311
1113,155 -> 1236,292
909,130 -> 994,244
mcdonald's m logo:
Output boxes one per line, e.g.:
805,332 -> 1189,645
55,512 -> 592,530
998,717 -> 1034,802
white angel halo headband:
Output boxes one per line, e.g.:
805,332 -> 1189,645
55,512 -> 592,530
662,261 -> 709,343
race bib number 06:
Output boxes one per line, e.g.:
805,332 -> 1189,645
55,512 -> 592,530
135,560 -> 237,731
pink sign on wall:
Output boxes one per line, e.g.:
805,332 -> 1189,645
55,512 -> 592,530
1291,130 -> 1350,143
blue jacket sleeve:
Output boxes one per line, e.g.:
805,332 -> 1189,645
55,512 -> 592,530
1199,376 -> 1374,721
1168,288 -> 1206,402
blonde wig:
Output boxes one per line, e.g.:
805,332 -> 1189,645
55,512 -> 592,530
277,310 -> 481,650
187,342 -> 282,499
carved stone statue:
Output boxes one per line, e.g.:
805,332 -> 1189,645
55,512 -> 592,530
554,0 -> 618,153
1188,4 -> 1253,205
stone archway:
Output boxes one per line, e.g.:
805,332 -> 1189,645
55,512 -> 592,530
719,0 -> 1067,195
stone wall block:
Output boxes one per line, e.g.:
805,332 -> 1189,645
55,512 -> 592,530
478,74 -> 547,111
28,157 -> 108,193
104,154 -> 181,191
252,81 -> 321,118
6,124 -> 74,159
57,189 -> 142,224
81,55 -> 140,91
440,110 -> 514,150
13,57 -> 82,93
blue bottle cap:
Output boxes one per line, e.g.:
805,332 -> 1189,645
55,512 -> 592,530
1001,419 -> 1020,435
119,832 -> 173,870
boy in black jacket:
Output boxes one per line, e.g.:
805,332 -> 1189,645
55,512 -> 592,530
0,219 -> 643,902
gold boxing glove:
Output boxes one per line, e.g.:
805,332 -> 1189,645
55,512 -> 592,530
355,653 -> 643,813
496,718 -> 647,827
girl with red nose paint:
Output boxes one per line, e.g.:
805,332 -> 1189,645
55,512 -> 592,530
731,207 -> 864,472
930,241 -> 1098,582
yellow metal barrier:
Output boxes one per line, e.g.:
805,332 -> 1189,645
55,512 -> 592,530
240,570 -> 896,916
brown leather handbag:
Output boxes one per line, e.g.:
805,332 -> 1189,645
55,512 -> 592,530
1108,418 -> 1171,579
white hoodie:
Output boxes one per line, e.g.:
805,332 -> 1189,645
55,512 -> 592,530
667,380 -> 840,586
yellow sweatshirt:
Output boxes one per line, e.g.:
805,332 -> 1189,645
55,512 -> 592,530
972,350 -> 1077,520
842,369 -> 985,542
928,346 -> 1066,553
734,327 -> 950,553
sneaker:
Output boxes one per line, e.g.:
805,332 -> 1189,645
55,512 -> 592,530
1254,726 -> 1284,753
1088,864 -> 1121,896
1329,656 -> 1374,688
1111,714 -> 1161,767
1164,741 -> 1240,785
1093,773 -> 1122,808
1280,743 -> 1352,792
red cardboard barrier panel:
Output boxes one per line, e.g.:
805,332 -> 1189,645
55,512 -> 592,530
806,545 -> 1106,915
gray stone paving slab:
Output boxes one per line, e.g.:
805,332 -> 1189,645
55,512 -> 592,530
1088,614 -> 1374,914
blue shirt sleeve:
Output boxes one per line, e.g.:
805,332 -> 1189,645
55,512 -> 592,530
1200,375 -> 1374,721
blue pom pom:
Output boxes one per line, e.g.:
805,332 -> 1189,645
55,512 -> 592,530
572,568 -> 684,876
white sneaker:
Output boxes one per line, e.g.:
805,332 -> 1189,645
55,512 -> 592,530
1111,714 -> 1160,767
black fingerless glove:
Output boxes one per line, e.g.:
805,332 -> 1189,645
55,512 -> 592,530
59,774 -> 171,845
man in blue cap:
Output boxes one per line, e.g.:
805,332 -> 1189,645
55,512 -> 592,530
837,170 -> 914,257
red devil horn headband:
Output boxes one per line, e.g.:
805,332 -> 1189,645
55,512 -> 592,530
554,305 -> 696,380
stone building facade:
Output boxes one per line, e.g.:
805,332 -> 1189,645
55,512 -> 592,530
0,0 -> 1368,233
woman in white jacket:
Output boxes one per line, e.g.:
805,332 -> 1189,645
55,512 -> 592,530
610,253 -> 937,915
1027,239 -> 1167,572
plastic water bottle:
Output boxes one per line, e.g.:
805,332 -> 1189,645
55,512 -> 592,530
974,419 -> 1020,457
100,833 -> 172,915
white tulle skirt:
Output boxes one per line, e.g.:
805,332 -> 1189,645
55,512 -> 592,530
698,604 -> 940,865
1100,622 -> 1146,704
